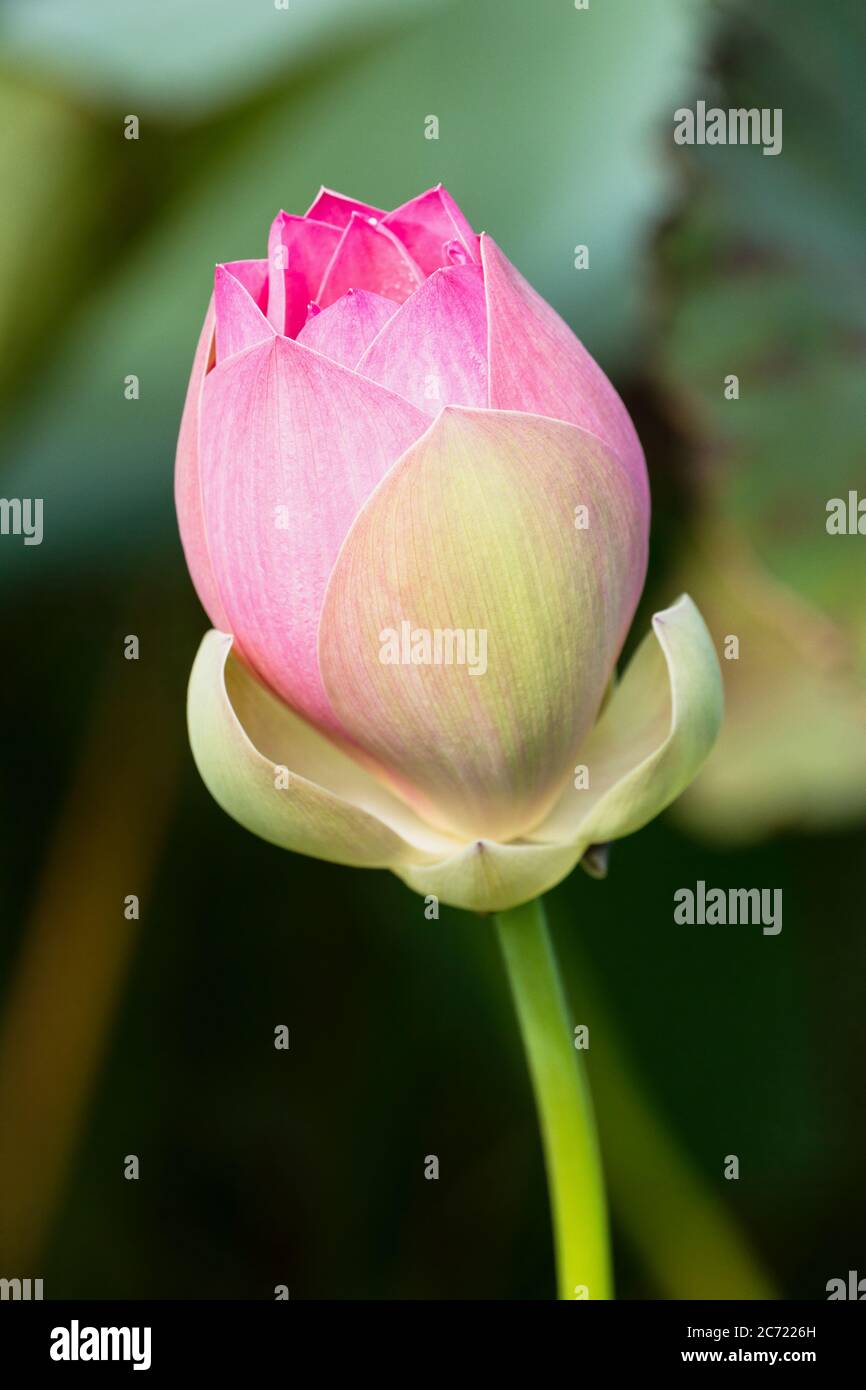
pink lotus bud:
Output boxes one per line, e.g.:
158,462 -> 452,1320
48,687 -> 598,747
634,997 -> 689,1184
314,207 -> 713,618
178,186 -> 721,912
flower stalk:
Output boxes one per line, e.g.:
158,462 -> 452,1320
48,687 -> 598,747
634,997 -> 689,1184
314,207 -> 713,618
494,896 -> 612,1299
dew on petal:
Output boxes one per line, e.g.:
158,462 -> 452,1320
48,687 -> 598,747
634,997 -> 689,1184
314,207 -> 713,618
444,238 -> 469,266
305,300 -> 321,321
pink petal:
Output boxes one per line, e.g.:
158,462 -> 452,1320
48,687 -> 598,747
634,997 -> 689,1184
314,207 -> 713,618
266,212 -> 341,339
222,259 -> 268,309
316,213 -> 424,309
481,234 -> 649,507
305,186 -> 386,228
383,185 -> 479,277
214,264 -> 274,363
295,288 -> 397,369
356,265 -> 488,413
174,296 -> 231,631
198,336 -> 429,733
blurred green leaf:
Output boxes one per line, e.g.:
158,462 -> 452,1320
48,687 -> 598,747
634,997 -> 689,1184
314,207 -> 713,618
672,527 -> 866,841
653,0 -> 866,839
709,0 -> 866,306
0,0 -> 440,119
0,75 -> 104,401
660,245 -> 866,663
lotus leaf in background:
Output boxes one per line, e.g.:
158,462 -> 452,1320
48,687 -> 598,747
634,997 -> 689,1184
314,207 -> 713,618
0,0 -> 440,118
656,0 -> 866,842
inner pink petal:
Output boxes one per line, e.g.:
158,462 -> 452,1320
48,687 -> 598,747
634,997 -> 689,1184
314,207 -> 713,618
305,186 -> 386,228
316,213 -> 424,309
296,289 -> 398,369
383,185 -> 479,277
214,264 -> 273,363
356,265 -> 488,413
223,259 -> 268,310
266,212 -> 341,338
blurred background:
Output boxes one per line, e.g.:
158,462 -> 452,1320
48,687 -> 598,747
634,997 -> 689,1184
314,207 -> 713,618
0,0 -> 863,1299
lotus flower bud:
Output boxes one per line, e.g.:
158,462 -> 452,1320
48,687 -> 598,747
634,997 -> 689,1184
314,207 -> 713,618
177,185 -> 722,911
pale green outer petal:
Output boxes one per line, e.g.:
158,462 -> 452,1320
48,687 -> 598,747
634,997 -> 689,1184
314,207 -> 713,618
187,598 -> 720,915
188,628 -> 578,910
395,839 -> 582,915
187,629 -> 458,866
529,594 -> 723,847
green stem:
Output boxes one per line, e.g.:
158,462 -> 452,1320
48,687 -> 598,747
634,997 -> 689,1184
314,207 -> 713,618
494,896 -> 612,1300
